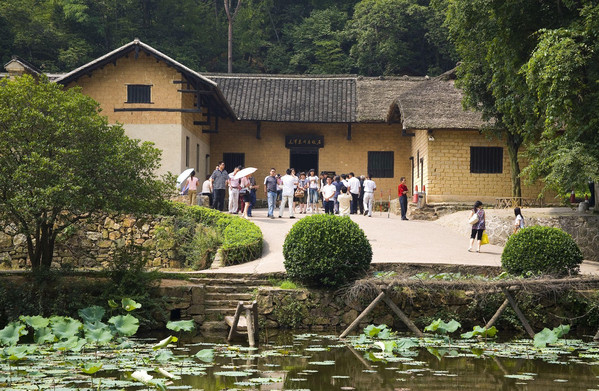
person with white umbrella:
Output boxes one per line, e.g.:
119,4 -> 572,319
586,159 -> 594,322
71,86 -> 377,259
234,167 -> 258,219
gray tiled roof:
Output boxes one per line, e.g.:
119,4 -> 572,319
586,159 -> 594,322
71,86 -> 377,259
206,74 -> 357,123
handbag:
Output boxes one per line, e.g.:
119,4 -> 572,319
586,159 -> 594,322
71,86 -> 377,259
295,188 -> 305,198
468,213 -> 479,225
481,230 -> 489,245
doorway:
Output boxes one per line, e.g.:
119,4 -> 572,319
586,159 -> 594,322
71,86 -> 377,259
290,149 -> 318,174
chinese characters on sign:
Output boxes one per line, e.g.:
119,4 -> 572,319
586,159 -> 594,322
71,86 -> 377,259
285,135 -> 324,148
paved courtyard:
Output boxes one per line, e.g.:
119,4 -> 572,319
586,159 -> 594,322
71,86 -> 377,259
200,207 -> 599,275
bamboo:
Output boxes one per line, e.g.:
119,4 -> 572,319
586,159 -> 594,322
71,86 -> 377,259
340,291 -> 386,338
502,288 -> 535,338
382,294 -> 423,337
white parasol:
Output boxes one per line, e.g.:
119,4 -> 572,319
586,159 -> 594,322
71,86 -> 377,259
176,168 -> 195,189
234,167 -> 257,179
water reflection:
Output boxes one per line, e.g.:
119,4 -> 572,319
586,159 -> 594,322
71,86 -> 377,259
166,330 -> 599,391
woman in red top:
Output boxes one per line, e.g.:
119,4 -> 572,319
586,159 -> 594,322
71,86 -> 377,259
398,177 -> 409,220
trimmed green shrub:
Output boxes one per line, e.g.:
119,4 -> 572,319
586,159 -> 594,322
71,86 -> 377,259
164,202 -> 263,267
501,226 -> 583,276
283,214 -> 372,288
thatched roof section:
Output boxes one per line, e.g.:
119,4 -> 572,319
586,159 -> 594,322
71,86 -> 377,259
387,73 -> 488,130
355,76 -> 426,122
206,74 -> 356,123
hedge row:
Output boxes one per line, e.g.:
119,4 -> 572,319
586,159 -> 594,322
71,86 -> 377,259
166,202 -> 263,266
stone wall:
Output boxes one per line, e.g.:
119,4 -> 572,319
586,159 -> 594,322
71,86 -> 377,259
486,214 -> 599,261
0,214 -> 180,269
255,286 -> 598,332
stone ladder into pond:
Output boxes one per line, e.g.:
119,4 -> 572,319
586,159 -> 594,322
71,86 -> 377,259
169,273 -> 283,332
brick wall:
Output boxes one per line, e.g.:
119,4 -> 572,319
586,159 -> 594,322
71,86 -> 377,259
210,120 -> 412,200
424,129 -> 545,203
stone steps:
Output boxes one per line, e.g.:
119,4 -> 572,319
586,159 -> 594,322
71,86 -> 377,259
193,274 -> 280,324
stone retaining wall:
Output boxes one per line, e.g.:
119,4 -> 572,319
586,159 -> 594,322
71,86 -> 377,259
255,287 -> 475,331
486,214 -> 599,261
0,214 -> 181,269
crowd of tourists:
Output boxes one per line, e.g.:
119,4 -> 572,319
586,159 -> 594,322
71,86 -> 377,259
185,161 -> 415,221
263,168 -> 379,219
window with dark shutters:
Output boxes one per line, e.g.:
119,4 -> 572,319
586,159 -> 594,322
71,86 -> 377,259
368,151 -> 394,178
470,147 -> 503,173
223,153 -> 245,171
126,85 -> 152,103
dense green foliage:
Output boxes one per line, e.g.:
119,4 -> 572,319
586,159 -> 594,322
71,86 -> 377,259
283,214 -> 372,288
501,226 -> 583,277
0,0 -> 456,76
0,259 -> 166,330
521,3 -> 599,194
0,75 -> 171,270
165,203 -> 263,266
445,0 -> 599,197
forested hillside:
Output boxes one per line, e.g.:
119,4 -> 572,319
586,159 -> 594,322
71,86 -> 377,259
0,0 -> 456,76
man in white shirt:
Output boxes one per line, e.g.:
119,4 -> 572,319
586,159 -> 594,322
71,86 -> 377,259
321,176 -> 336,214
279,168 -> 298,218
362,174 -> 376,217
347,172 -> 361,214
228,166 -> 241,214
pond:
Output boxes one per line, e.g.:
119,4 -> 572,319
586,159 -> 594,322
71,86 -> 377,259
3,327 -> 599,391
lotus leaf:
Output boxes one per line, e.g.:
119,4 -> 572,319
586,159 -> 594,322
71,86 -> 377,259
213,370 -> 252,376
108,299 -> 119,309
51,317 -> 82,340
152,335 -> 178,350
108,314 -> 139,337
195,349 -> 214,362
3,345 -> 31,361
363,324 -> 387,337
166,320 -> 195,332
78,306 -> 106,324
85,327 -> 113,344
54,336 -> 87,352
154,349 -> 175,362
553,324 -> 570,338
20,315 -> 50,330
395,338 -> 419,351
424,319 -> 461,334
534,328 -> 560,348
83,321 -> 110,332
34,327 -> 56,344
81,362 -> 103,374
374,340 -> 396,353
0,322 -> 27,346
121,298 -> 142,312
461,326 -> 498,339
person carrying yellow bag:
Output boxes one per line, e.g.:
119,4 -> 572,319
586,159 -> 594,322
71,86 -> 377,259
468,201 -> 486,252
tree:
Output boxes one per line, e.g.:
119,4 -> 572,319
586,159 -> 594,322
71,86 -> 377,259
0,75 -> 171,270
444,0 -> 578,198
287,8 -> 352,74
224,0 -> 243,73
522,2 -> 599,199
349,0 -> 456,76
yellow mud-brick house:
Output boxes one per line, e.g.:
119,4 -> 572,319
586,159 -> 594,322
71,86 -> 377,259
3,39 -> 545,205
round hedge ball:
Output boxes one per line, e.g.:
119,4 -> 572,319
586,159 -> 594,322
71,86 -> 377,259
283,214 -> 373,288
501,225 -> 583,277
